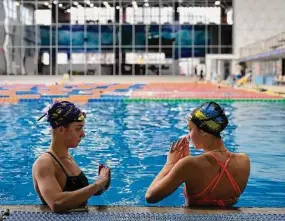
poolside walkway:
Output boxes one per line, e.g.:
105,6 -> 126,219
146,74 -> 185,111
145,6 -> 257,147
0,75 -> 196,84
0,76 -> 284,103
243,84 -> 285,96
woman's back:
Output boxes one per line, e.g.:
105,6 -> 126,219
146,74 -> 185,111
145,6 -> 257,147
145,102 -> 250,207
184,151 -> 250,206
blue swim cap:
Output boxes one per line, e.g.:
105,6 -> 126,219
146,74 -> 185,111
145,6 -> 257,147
186,102 -> 228,137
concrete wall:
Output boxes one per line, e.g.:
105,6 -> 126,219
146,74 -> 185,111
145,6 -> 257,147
234,0 -> 285,56
0,0 -> 36,75
0,2 -> 6,75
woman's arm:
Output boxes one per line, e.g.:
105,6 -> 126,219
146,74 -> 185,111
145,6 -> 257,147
33,158 -> 109,213
145,137 -> 190,203
145,158 -> 188,203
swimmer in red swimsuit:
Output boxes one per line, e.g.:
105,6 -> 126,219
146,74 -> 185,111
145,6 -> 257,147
145,102 -> 250,207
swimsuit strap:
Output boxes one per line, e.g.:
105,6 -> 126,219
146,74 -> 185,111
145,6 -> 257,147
191,152 -> 241,199
207,152 -> 241,196
46,151 -> 69,177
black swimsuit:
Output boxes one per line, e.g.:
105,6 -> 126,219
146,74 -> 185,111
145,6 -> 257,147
42,152 -> 89,205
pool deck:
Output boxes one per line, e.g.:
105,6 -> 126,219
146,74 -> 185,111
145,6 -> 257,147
0,75 -> 196,84
1,75 -> 285,96
0,205 -> 285,214
0,76 -> 284,102
243,84 -> 285,96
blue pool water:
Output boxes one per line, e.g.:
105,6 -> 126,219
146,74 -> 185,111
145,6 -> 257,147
0,101 -> 285,207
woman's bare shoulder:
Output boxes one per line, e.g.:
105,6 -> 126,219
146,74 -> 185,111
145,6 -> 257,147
33,153 -> 55,172
232,152 -> 250,163
179,155 -> 208,169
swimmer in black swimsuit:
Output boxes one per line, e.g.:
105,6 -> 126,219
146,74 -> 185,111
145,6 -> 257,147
32,101 -> 111,212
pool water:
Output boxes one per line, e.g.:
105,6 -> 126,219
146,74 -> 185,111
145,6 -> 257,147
0,102 -> 284,207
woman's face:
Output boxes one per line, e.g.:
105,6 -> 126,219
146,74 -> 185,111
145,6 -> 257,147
187,121 -> 205,149
63,121 -> 86,148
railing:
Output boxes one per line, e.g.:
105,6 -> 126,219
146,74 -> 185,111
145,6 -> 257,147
240,31 -> 285,58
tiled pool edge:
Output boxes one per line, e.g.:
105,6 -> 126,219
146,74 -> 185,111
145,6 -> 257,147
1,205 -> 285,214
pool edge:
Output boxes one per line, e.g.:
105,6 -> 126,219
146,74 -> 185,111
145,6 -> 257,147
1,205 -> 285,214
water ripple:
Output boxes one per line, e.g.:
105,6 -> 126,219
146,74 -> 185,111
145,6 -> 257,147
0,102 -> 284,207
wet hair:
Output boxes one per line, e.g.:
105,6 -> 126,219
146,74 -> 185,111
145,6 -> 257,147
186,102 -> 228,138
38,101 -> 86,129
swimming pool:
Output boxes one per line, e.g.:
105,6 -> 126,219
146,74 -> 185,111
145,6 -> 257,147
0,101 -> 284,207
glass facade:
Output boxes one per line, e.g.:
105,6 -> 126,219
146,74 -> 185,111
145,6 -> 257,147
0,0 -> 233,75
